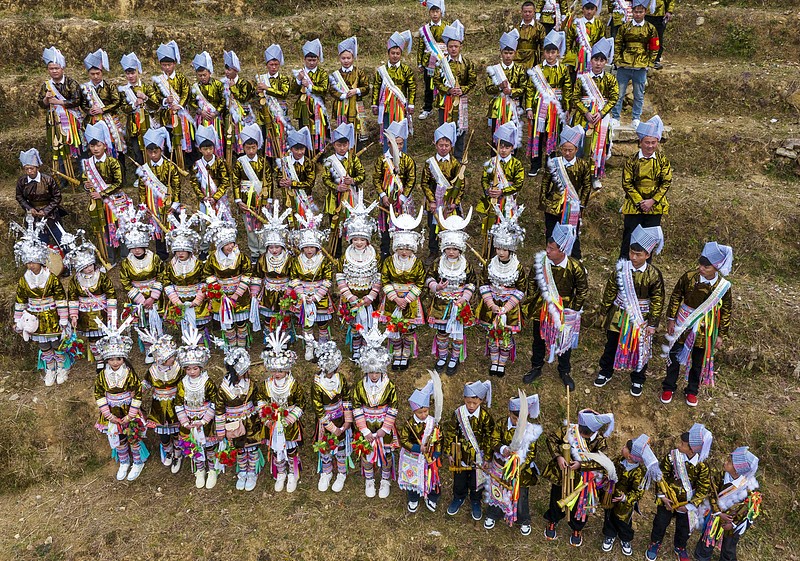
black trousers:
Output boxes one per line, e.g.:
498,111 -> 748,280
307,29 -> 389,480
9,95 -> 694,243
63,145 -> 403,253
663,340 -> 704,396
645,15 -> 668,63
380,230 -> 391,259
427,211 -> 440,256
487,486 -> 531,525
620,213 -> 662,259
452,468 -> 482,502
530,320 -> 573,375
407,488 -> 441,505
650,504 -> 690,549
422,71 -> 435,112
545,212 -> 582,260
542,22 -> 556,34
603,508 -> 635,542
544,483 -> 587,531
599,329 -> 648,384
695,530 -> 740,561
438,109 -> 465,160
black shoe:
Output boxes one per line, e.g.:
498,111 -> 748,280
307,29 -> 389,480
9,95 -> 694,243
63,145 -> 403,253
489,364 -> 498,376
391,358 -> 401,371
399,358 -> 409,371
560,372 -> 576,391
446,358 -> 459,376
496,364 -> 505,377
522,368 -> 542,384
435,357 -> 447,374
630,382 -> 644,397
593,373 -> 612,387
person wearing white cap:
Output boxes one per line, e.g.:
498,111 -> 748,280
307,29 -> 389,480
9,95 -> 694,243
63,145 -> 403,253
645,424 -> 712,561
278,126 -> 317,226
372,30 -> 416,149
541,408 -> 615,545
81,49 -> 125,160
138,127 -> 183,260
16,148 -> 67,247
322,122 -> 367,257
256,44 -> 291,159
222,49 -> 256,160
514,1 -> 546,68
644,0 -> 673,69
416,0 -> 449,119
483,393 -> 543,535
595,225 -> 665,396
525,28 -> 572,177
537,0 -> 569,34
661,241 -> 733,407
539,124 -> 592,259
611,1 -> 660,130
524,222 -> 588,390
190,51 -> 225,160
421,121 -> 464,256
329,37 -> 371,145
694,446 -> 761,561
486,29 -> 528,136
154,41 -> 192,170
118,52 -> 160,167
433,19 -> 477,160
191,125 -> 231,255
564,0 -> 608,73
290,39 -> 330,154
372,120 -> 417,258
620,114 -> 672,257
232,123 -> 273,263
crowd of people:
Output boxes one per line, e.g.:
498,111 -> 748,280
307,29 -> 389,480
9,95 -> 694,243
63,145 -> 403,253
9,1 -> 759,559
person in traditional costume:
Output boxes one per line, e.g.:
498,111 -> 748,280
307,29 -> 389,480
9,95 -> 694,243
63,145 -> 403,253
64,232 -> 116,374
287,209 -> 334,361
515,1 -> 547,67
251,202 -> 293,331
16,148 -> 67,247
153,41 -> 192,170
399,372 -> 444,513
661,242 -> 733,407
595,225 -> 665,396
524,222 -> 588,390
232,123 -> 273,264
328,37 -> 371,148
174,326 -> 219,489
92,309 -> 148,481
191,124 -> 231,255
309,340 -> 352,493
416,0 -> 447,120
335,192 -> 382,360
535,0 -> 568,35
200,206 -> 254,348
372,31 -> 416,151
256,44 -> 291,163
475,203 -> 528,377
645,424 -> 713,561
260,327 -> 305,493
483,393 -> 543,536
486,30 -> 527,137
380,208 -> 427,371
426,208 -> 477,376
563,0 -> 608,75
538,124 -> 592,260
694,447 -> 762,561
542,409 -> 617,547
221,49 -> 257,163
118,52 -> 160,169
277,126 -> 317,225
601,434 -> 663,555
290,39 -> 330,154
214,343 -> 265,492
11,216 -> 70,386
81,48 -> 125,164
444,380 -> 496,522
136,329 -> 182,474
190,51 -> 225,160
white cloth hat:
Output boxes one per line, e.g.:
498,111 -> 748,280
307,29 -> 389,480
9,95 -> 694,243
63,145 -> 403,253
559,124 -> 585,148
508,393 -> 540,419
83,49 -> 109,71
43,46 -> 66,68
156,40 -> 181,63
19,148 -> 42,167
338,36 -> 358,58
331,122 -> 355,146
223,50 -> 240,71
386,119 -> 409,140
583,0 -> 603,11
463,380 -> 492,407
84,121 -> 112,146
287,126 -> 314,151
387,30 -> 413,53
688,423 -> 713,462
700,241 -> 734,276
543,30 -> 567,57
578,408 -> 615,437
143,127 -> 171,151
192,51 -> 214,73
434,122 -> 457,145
195,124 -> 218,147
302,39 -> 324,62
550,222 -> 577,256
442,19 -> 465,44
428,0 -> 445,13
120,52 -> 142,72
409,380 -> 434,410
632,0 -> 656,13
264,44 -> 284,65
240,123 -> 264,148
636,114 -> 664,140
630,224 -> 664,255
493,121 -> 519,146
500,29 -> 520,51
591,37 -> 614,63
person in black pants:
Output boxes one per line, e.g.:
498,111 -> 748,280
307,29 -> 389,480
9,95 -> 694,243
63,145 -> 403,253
644,3 -> 673,69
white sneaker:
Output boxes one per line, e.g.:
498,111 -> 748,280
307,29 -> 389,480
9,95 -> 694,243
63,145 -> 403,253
611,118 -> 621,128
205,469 -> 218,489
195,469 -> 206,488
592,178 -> 603,191
318,472 -> 332,492
418,110 -> 431,120
365,479 -> 376,498
127,463 -> 144,481
286,473 -> 298,493
236,472 -> 247,491
116,463 -> 130,481
305,344 -> 315,362
484,517 -> 496,530
631,119 -> 641,130
275,472 -> 287,492
378,479 -> 391,499
331,473 -> 346,493
56,367 -> 68,384
244,473 -> 258,491
171,455 -> 182,474
44,368 -> 56,387
161,452 -> 172,467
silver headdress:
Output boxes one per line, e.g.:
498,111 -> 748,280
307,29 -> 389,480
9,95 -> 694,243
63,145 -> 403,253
437,206 -> 472,252
94,308 -> 135,360
290,208 -> 329,250
256,201 -> 292,248
62,229 -> 98,272
261,325 -> 298,371
304,335 -> 343,374
342,190 -> 378,241
176,324 -> 211,368
135,327 -> 177,364
389,206 -> 424,252
166,209 -> 202,253
198,205 -> 237,248
10,215 -> 50,266
490,199 -> 526,252
357,323 -> 391,374
116,204 -> 154,250
212,335 -> 251,375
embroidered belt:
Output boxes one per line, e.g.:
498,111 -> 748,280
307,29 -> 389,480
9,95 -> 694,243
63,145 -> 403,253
224,402 -> 254,421
78,297 -> 107,312
153,387 -> 178,401
27,297 -> 56,312
106,391 -> 133,407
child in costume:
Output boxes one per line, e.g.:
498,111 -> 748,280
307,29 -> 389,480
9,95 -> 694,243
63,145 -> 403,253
11,216 -> 70,386
444,380 -> 496,522
563,0 -> 608,75
484,393 -> 543,535
256,44 -> 291,162
351,324 -> 400,499
191,124 -> 231,255
416,0 -> 447,120
251,202 -> 293,328
426,208 -> 477,376
399,372 -> 444,513
221,49 -> 256,162
661,242 -> 733,407
335,192 -> 382,360
380,208 -> 427,371
190,51 -> 225,158
81,48 -> 125,161
646,423 -> 713,561
372,31 -> 416,150
153,40 -> 192,171
93,309 -> 148,481
328,37 -> 370,147
260,327 -> 305,493
595,225 -> 665,396
174,326 -> 218,489
475,203 -> 528,377
290,39 -> 330,154
277,127 -> 317,223
486,30 -> 527,136
309,340 -> 352,493
421,122 -> 465,256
